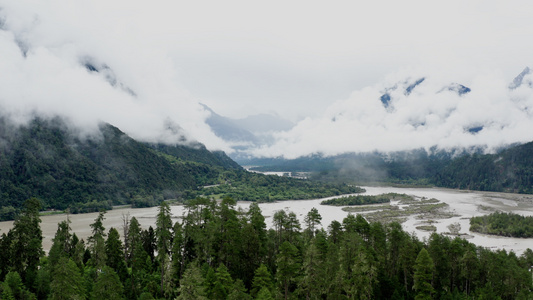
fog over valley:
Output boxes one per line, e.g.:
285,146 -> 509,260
2,0 -> 533,159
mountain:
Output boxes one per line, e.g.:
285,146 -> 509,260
201,104 -> 258,144
509,66 -> 532,89
201,104 -> 295,161
202,104 -> 294,142
248,141 -> 533,194
0,115 -> 239,217
433,141 -> 533,193
0,114 -> 361,220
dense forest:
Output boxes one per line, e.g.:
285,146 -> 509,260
1,197 -> 533,299
470,211 -> 533,238
251,142 -> 533,194
0,116 -> 360,220
192,172 -> 364,202
320,193 -> 397,206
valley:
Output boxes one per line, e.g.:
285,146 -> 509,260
1,186 -> 532,255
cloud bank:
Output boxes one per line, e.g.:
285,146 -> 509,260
2,0 -> 533,159
0,0 -> 230,151
253,69 -> 533,158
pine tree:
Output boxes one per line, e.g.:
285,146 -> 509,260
90,266 -> 124,300
48,219 -> 73,268
212,263 -> 233,299
251,264 -> 274,298
88,211 -> 107,270
105,227 -> 128,282
49,257 -> 86,300
156,201 -> 173,297
256,287 -> 274,300
276,241 -> 301,300
304,207 -> 322,239
171,221 -> 184,286
413,248 -> 435,300
10,198 -> 43,287
227,279 -> 251,300
176,264 -> 207,300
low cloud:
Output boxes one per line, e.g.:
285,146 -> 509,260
0,1 -> 231,152
252,69 -> 533,158
2,1 -> 533,160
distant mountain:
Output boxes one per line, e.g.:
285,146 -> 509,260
201,104 -> 258,143
201,104 -> 294,161
509,66 -> 532,89
248,141 -> 533,194
202,104 -> 294,141
440,83 -> 471,95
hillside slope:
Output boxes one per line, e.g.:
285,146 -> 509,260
250,142 -> 533,194
0,116 -> 236,215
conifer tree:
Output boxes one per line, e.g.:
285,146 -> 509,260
88,211 -> 107,270
156,201 -> 173,296
90,266 -> 124,300
227,279 -> 251,300
212,263 -> 233,299
10,198 -> 43,287
49,257 -> 86,300
276,241 -> 301,300
251,264 -> 274,298
176,264 -> 207,300
105,227 -> 127,282
413,248 -> 435,300
304,207 -> 322,239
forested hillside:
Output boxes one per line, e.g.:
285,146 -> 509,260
254,143 -> 533,194
432,142 -> 533,193
0,116 -> 229,214
0,116 -> 360,220
1,197 -> 532,299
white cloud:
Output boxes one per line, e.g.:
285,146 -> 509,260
1,0 -> 533,157
0,0 -> 232,151
253,70 -> 533,158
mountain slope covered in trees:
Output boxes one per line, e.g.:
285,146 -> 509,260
0,116 -> 235,213
250,142 -> 533,194
0,115 -> 360,219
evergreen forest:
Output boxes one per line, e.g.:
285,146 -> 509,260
470,211 -> 533,238
0,116 -> 360,221
252,142 -> 533,194
1,197 -> 533,300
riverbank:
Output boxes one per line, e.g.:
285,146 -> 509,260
1,186 -> 532,253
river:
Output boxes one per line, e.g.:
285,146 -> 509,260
1,186 -> 533,254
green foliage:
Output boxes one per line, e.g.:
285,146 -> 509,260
1,195 -> 533,299
49,257 -> 86,300
0,116 -> 365,221
414,248 -> 435,300
0,116 -> 234,216
193,169 -> 364,202
256,142 -> 533,195
8,198 -> 43,288
470,211 -> 533,237
91,266 -> 124,300
321,193 -> 403,206
177,264 -> 207,300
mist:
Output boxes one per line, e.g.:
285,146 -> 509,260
2,0 -> 533,160
0,1 -> 231,152
253,69 -> 533,158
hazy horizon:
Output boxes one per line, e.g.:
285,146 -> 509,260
1,0 -> 533,158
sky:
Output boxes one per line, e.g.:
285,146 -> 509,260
1,0 -> 533,158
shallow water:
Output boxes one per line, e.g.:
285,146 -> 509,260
1,186 -> 533,254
